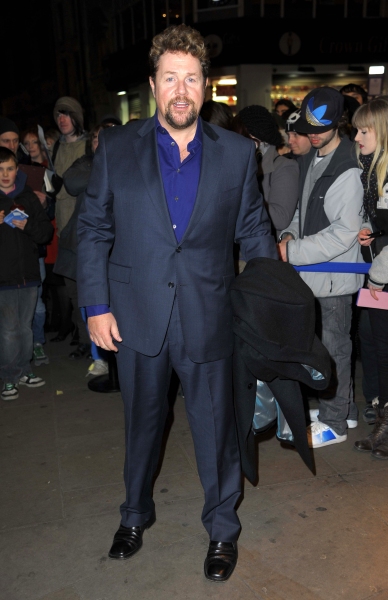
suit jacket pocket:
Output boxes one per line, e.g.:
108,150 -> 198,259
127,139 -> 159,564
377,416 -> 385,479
108,262 -> 132,284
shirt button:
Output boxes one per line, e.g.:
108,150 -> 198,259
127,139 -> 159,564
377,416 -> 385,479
175,196 -> 179,201
168,282 -> 175,288
173,224 -> 177,229
171,142 -> 175,146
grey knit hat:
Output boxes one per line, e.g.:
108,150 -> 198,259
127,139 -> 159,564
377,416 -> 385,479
238,105 -> 283,147
53,96 -> 84,130
0,117 -> 19,136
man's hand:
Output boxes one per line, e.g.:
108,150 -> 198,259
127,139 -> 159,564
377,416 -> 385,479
87,313 -> 122,352
12,218 -> 27,230
368,281 -> 383,301
0,210 -> 4,224
358,228 -> 373,246
278,234 -> 293,261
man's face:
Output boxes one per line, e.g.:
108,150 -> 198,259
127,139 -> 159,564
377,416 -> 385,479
56,111 -> 75,136
287,131 -> 312,156
0,159 -> 18,194
343,91 -> 363,106
149,51 -> 206,131
307,128 -> 337,150
0,132 -> 19,154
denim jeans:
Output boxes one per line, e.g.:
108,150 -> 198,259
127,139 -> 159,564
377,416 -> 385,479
32,258 -> 46,345
0,287 -> 38,384
315,295 -> 355,436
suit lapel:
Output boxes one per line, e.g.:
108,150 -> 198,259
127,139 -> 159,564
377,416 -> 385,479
181,122 -> 224,242
133,119 -> 177,243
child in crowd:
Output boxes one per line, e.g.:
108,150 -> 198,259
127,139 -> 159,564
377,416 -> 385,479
0,148 -> 53,400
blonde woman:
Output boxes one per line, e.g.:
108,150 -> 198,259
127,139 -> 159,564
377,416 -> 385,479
353,98 -> 388,458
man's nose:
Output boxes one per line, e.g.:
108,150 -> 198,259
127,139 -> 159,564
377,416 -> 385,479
176,78 -> 188,95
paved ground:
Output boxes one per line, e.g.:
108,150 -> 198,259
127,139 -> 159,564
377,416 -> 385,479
1,339 -> 388,600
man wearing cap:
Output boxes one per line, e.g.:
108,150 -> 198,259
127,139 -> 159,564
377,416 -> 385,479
279,87 -> 364,448
0,117 -> 30,165
51,97 -> 90,358
285,110 -> 312,158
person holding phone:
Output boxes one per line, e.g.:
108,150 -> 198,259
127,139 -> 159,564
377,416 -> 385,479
353,98 -> 388,458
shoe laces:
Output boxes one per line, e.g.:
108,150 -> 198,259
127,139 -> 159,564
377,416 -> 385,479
371,406 -> 388,439
309,421 -> 330,435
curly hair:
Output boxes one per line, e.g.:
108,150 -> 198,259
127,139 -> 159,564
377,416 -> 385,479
149,24 -> 210,83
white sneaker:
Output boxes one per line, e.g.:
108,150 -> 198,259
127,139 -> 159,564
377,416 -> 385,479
1,383 -> 19,401
19,374 -> 45,388
307,420 -> 347,448
309,408 -> 358,429
86,360 -> 109,377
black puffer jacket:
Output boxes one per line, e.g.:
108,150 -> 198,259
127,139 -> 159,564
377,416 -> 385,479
0,178 -> 53,287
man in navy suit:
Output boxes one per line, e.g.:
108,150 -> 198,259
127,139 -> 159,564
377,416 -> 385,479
77,24 -> 276,582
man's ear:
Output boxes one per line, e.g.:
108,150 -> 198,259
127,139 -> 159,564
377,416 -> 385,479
149,77 -> 156,98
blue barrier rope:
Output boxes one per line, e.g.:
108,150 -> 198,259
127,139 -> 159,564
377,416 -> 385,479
294,262 -> 371,274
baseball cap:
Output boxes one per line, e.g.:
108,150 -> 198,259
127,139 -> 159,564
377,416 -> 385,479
296,87 -> 344,134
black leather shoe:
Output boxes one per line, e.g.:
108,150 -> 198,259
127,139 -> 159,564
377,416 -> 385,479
108,513 -> 156,560
68,343 -> 91,359
204,541 -> 237,582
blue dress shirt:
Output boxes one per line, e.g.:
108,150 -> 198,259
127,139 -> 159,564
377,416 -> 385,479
86,113 -> 203,317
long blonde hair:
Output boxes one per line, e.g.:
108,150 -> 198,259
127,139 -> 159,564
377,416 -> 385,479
352,98 -> 388,196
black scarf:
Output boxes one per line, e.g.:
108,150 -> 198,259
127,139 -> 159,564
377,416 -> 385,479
359,152 -> 378,221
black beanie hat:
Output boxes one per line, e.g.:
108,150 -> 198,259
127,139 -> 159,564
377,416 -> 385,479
0,117 -> 19,137
238,105 -> 283,147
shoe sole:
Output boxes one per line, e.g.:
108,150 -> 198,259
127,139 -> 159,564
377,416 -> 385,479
204,565 -> 236,583
34,359 -> 50,366
308,436 -> 347,448
1,393 -> 19,401
19,381 -> 46,388
108,514 -> 156,560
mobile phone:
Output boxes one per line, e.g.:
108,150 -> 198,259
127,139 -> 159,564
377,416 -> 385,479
367,230 -> 385,239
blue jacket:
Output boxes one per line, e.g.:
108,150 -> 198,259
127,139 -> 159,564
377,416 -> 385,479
77,118 -> 277,363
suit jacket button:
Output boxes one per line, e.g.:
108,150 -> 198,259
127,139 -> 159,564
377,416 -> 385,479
176,246 -> 182,253
168,282 -> 175,288
247,383 -> 253,389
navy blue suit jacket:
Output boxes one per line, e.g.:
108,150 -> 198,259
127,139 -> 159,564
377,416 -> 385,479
77,117 -> 277,363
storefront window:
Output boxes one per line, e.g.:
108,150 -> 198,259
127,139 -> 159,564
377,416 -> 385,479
210,77 -> 237,108
271,75 -> 367,110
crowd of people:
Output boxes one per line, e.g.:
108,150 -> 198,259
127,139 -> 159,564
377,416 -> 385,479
0,77 -> 386,453
201,85 -> 388,457
0,103 -> 121,402
1,22 -> 388,582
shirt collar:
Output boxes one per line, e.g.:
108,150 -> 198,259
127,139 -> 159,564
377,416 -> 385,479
155,111 -> 203,150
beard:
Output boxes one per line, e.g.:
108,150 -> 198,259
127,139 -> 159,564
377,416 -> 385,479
164,96 -> 199,130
